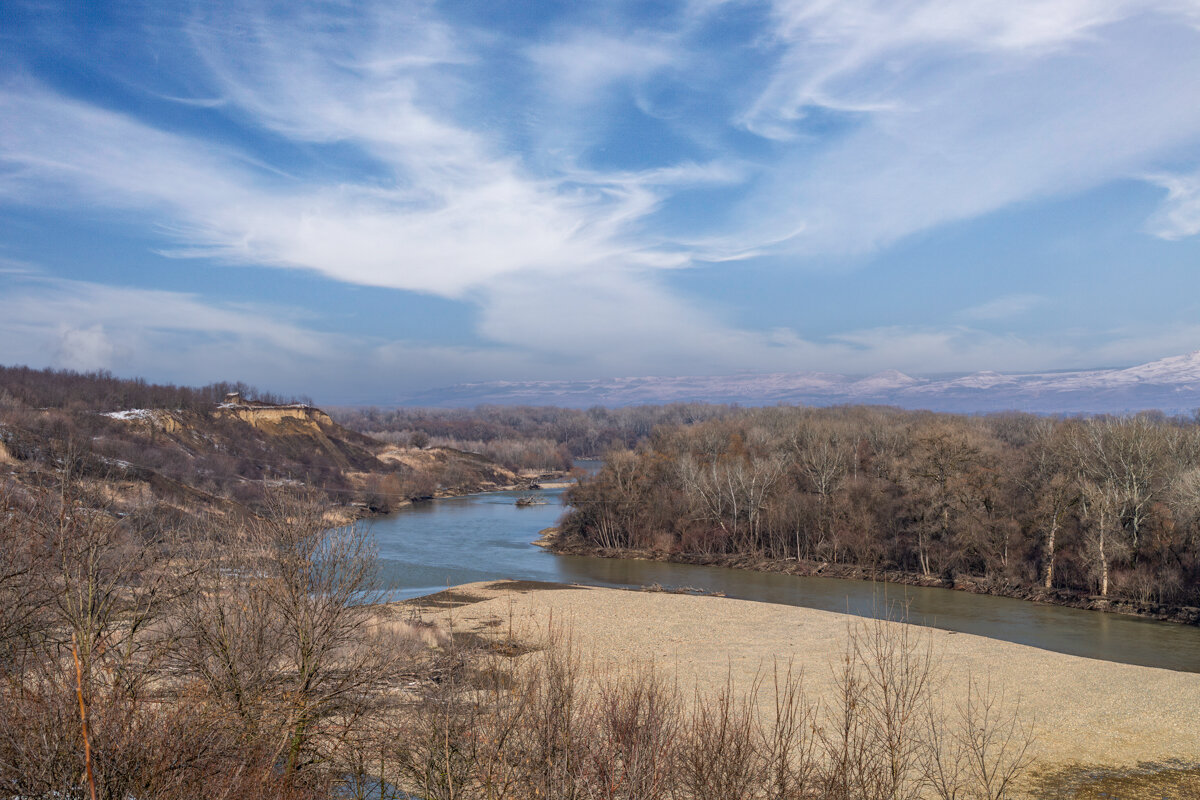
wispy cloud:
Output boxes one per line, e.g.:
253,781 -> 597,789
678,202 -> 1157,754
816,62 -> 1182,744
0,275 -> 341,371
740,0 -> 1181,139
1145,168 -> 1200,239
2,0 -> 1200,391
0,256 -> 40,275
4,268 -> 1194,402
0,80 -> 684,295
730,0 -> 1200,255
527,33 -> 677,101
0,271 -> 546,398
957,294 -> 1048,321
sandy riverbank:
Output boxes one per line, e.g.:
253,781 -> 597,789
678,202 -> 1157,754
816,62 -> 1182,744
402,580 -> 1200,786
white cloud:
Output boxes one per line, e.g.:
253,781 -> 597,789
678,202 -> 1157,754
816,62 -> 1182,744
0,276 -> 344,384
3,269 -> 1194,402
527,33 -> 677,101
474,275 -> 1080,377
741,0 -> 1193,137
821,325 -> 1076,374
1145,168 -> 1200,239
0,256 -> 39,275
1083,323 -> 1200,367
55,325 -> 116,371
0,42 -> 692,297
731,0 -> 1200,254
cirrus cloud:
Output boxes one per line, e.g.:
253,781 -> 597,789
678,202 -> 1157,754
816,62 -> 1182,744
2,0 -> 1200,396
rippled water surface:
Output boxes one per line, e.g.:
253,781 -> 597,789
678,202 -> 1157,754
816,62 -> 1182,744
370,480 -> 1200,673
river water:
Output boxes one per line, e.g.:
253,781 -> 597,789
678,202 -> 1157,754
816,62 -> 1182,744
370,482 -> 1200,674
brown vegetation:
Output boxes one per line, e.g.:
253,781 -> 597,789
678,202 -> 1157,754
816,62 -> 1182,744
3,365 -> 1193,796
0,366 -> 541,523
331,403 -> 743,470
0,471 -> 406,799
1,465 -> 1049,799
557,407 -> 1200,618
383,614 -> 1040,800
0,364 -> 308,412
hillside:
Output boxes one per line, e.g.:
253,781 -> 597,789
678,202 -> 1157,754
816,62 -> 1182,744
0,366 -> 533,523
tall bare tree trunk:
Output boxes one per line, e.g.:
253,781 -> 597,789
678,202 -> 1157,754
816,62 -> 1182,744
1098,525 -> 1109,598
1043,513 -> 1059,589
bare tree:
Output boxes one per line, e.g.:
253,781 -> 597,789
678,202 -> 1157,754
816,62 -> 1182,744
176,489 -> 393,776
904,427 -> 981,577
1079,478 -> 1125,599
0,479 -> 49,670
1017,422 -> 1076,589
923,675 -> 1035,800
793,429 -> 849,561
1071,417 -> 1166,562
679,453 -> 788,553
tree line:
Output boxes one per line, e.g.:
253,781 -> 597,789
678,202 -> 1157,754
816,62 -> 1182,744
559,406 -> 1200,611
0,364 -> 308,413
331,403 -> 741,468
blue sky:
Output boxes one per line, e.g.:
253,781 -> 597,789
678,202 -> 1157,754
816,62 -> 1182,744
3,0 -> 1200,403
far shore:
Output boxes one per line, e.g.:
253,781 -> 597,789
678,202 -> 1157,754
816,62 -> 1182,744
398,580 -> 1200,797
545,533 -> 1200,627
333,466 -> 575,524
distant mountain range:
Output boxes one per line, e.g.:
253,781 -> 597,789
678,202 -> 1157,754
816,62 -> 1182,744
399,351 -> 1200,414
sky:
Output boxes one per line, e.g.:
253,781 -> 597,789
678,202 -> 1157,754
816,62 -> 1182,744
3,0 -> 1200,404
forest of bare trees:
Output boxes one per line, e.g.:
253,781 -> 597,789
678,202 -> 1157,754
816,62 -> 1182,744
0,365 -> 308,413
558,407 -> 1200,615
331,404 -> 741,470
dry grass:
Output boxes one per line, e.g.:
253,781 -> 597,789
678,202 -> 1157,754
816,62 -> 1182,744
424,582 -> 1200,774
370,608 -> 1039,800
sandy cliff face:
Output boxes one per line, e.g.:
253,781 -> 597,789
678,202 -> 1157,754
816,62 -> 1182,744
83,401 -> 392,510
377,445 -> 524,494
210,405 -> 377,472
217,404 -> 335,431
101,409 -> 184,433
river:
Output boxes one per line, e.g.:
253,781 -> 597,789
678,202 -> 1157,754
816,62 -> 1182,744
370,481 -> 1200,674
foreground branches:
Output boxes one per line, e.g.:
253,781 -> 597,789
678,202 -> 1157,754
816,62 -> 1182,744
387,618 -> 1034,800
0,471 -> 1039,799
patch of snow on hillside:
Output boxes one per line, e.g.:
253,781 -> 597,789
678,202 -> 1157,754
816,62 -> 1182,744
103,409 -> 152,421
850,370 -> 921,394
1113,350 -> 1200,385
941,371 -> 1018,390
400,349 -> 1200,412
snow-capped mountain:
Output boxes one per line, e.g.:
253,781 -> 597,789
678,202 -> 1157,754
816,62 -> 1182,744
399,351 -> 1200,414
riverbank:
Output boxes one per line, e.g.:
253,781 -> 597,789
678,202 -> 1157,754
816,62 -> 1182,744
545,534 -> 1200,626
400,580 -> 1200,793
339,462 -> 572,522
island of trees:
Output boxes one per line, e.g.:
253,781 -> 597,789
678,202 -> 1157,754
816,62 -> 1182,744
554,406 -> 1200,621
